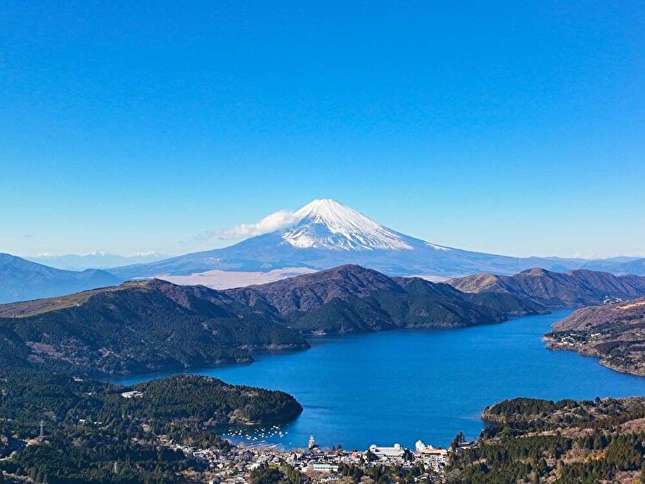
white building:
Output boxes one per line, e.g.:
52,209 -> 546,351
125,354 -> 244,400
310,463 -> 339,473
415,440 -> 447,457
369,443 -> 405,459
307,435 -> 316,449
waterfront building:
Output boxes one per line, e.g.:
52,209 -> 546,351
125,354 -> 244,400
310,463 -> 339,473
415,440 -> 448,457
368,443 -> 405,459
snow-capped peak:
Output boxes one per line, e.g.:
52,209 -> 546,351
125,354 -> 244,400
281,199 -> 413,251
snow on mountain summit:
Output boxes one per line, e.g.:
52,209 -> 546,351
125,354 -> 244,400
280,199 -> 413,251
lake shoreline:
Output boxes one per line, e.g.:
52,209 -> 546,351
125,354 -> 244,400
113,309 -> 645,450
111,310 -> 550,385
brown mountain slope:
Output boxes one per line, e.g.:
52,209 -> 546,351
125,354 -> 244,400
449,267 -> 645,308
545,297 -> 645,376
225,265 -> 542,334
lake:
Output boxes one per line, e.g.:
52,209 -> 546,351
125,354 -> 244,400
116,310 -> 645,450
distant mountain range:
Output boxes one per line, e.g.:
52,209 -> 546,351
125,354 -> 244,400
3,264 -> 645,378
0,253 -> 119,304
111,199 -> 645,282
27,252 -> 167,271
572,257 -> 645,276
2,199 -> 644,304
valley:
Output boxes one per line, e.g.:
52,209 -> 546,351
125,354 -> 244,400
1,261 -> 644,482
2,306 -> 644,482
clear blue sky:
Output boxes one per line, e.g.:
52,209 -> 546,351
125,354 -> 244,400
2,1 -> 644,258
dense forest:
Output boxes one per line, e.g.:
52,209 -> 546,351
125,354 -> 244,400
225,264 -> 543,334
0,278 -> 308,377
446,397 -> 645,483
0,368 -> 301,482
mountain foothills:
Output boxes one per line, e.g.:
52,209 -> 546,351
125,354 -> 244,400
0,253 -> 119,304
0,368 -> 302,482
447,397 -> 645,482
0,279 -> 307,377
111,199 -> 645,281
545,298 -> 645,376
0,265 -> 538,378
448,267 -> 645,308
2,264 -> 645,379
224,265 -> 543,335
0,371 -> 301,431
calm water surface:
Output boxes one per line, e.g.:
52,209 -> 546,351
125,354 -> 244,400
117,310 -> 645,450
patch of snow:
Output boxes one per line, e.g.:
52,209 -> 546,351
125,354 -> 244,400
281,199 -> 413,251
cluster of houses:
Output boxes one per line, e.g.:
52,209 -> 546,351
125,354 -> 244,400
165,434 -> 449,482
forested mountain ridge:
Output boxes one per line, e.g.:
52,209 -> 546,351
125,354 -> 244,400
225,265 -> 542,334
2,264 -> 644,378
0,368 -> 302,482
0,266 -> 541,377
0,279 -> 307,377
447,396 -> 645,482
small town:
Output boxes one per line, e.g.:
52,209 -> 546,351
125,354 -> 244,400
166,435 -> 452,483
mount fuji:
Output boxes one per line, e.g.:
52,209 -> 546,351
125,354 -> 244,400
112,199 -> 609,283
278,199 -> 415,251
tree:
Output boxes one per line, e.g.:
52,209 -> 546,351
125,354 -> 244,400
450,432 -> 465,450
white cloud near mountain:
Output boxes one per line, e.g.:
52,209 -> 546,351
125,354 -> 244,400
208,209 -> 301,241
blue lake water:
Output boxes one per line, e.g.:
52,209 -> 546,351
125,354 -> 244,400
116,310 -> 645,450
